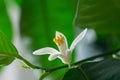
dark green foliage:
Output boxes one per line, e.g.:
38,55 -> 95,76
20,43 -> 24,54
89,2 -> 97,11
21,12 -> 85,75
63,68 -> 86,80
82,59 -> 120,80
75,0 -> 120,34
63,59 -> 120,80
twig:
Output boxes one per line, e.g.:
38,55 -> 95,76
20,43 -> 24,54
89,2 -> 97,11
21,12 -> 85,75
16,55 -> 47,70
45,48 -> 120,72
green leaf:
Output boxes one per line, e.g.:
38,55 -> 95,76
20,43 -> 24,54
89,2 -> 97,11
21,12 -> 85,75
0,0 -> 14,70
63,68 -> 86,80
0,31 -> 18,66
63,59 -> 120,80
81,58 -> 120,80
74,0 -> 120,34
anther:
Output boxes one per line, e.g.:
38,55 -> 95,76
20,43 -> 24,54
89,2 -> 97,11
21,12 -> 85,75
53,35 -> 64,46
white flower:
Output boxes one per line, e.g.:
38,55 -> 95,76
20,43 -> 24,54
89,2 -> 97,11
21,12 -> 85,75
33,28 -> 87,67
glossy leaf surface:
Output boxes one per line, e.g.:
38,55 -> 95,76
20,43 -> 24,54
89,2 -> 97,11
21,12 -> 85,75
75,0 -> 120,34
63,59 -> 120,80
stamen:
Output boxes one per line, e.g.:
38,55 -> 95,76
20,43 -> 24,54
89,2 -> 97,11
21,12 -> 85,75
53,35 -> 64,46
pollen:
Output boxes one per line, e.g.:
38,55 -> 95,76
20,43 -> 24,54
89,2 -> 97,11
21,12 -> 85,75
53,35 -> 64,46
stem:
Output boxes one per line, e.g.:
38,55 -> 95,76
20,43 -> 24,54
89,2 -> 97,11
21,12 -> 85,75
0,53 -> 46,70
6,48 -> 120,72
46,48 -> 120,72
15,55 -> 46,70
46,64 -> 68,72
73,48 -> 120,65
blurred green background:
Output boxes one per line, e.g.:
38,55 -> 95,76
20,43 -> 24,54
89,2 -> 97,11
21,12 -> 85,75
1,0 -> 120,80
0,0 -> 77,79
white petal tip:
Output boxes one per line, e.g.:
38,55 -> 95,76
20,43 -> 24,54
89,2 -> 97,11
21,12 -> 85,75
83,28 -> 88,33
33,51 -> 39,55
56,31 -> 60,33
56,31 -> 62,36
81,28 -> 88,38
32,49 -> 46,55
48,58 -> 52,61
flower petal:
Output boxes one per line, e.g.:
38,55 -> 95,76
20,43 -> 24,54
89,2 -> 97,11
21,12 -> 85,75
58,54 -> 71,64
48,54 -> 70,64
48,53 -> 61,61
33,47 -> 60,55
53,31 -> 68,54
70,28 -> 87,52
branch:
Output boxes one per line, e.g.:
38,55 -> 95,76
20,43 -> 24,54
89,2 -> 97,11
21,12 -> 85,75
15,55 -> 47,70
0,53 -> 47,70
45,48 -> 120,72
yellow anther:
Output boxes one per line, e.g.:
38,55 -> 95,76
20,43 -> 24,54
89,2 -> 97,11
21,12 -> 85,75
53,35 -> 64,46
